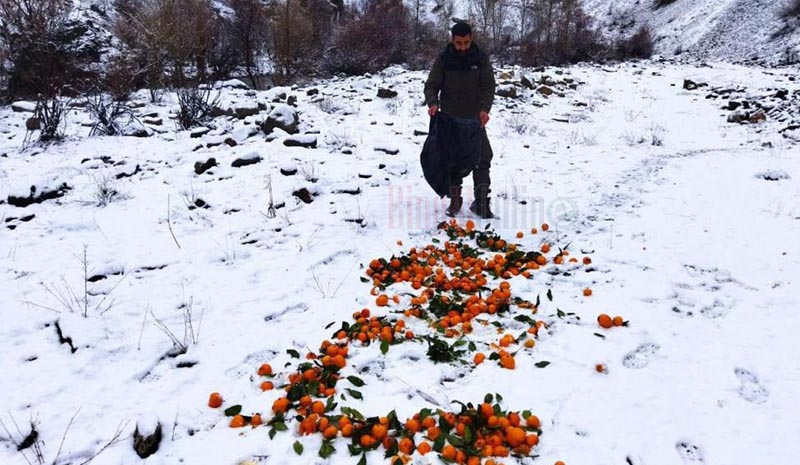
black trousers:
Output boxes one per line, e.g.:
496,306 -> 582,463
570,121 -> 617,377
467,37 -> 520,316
449,128 -> 493,197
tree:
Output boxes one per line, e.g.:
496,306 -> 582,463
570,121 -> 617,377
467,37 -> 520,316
229,0 -> 270,88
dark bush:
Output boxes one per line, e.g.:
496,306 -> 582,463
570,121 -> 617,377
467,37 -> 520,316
654,0 -> 678,8
616,25 -> 655,59
176,86 -> 219,129
781,0 -> 800,18
86,91 -> 137,136
520,3 -> 607,66
325,0 -> 412,75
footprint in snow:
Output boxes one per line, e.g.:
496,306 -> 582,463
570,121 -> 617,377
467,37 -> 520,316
622,342 -> 660,369
676,440 -> 706,463
735,367 -> 769,403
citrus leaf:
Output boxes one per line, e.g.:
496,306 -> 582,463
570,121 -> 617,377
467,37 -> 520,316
380,340 -> 389,355
535,361 -> 551,368
325,321 -> 336,329
345,388 -> 363,400
223,405 -> 242,417
347,375 -> 365,387
484,393 -> 494,404
268,428 -> 276,440
546,289 -> 553,301
293,441 -> 304,455
357,453 -> 368,465
319,439 -> 336,458
287,349 -> 300,358
273,421 -> 288,432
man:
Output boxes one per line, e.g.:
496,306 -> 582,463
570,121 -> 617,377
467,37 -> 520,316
424,22 -> 496,218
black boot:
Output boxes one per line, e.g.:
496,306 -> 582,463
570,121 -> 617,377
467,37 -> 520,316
446,186 -> 462,217
469,188 -> 494,219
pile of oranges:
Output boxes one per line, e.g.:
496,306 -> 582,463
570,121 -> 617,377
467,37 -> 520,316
208,219 -> 608,465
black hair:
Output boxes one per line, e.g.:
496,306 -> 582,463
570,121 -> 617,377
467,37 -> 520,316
451,22 -> 472,37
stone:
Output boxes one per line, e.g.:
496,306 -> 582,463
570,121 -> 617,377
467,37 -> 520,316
537,86 -> 554,96
683,79 -> 699,91
190,127 -> 211,138
749,109 -> 767,124
377,88 -> 398,99
520,76 -> 534,89
496,86 -> 517,98
26,117 -> 41,131
283,135 -> 317,148
133,422 -> 162,459
194,158 -> 217,175
261,104 -> 299,134
11,101 -> 36,113
231,153 -> 262,167
293,188 -> 314,204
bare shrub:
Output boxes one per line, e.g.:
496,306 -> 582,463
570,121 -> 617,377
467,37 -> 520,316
35,94 -> 68,142
104,54 -> 141,101
326,0 -> 412,75
176,85 -> 219,129
269,0 -> 317,83
224,0 -> 271,88
0,0 -> 78,98
616,25 -> 654,59
520,1 -> 606,66
86,91 -> 137,136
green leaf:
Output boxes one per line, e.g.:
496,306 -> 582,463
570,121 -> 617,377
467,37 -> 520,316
546,289 -> 553,301
594,332 -> 606,339
357,453 -> 368,465
419,408 -> 432,421
325,321 -> 336,329
360,277 -> 369,283
432,237 -> 441,243
447,434 -> 465,447
380,340 -> 389,355
293,441 -> 304,455
287,384 -> 304,402
484,393 -> 494,404
287,349 -> 300,358
557,308 -> 565,318
223,405 -> 242,417
432,433 -> 446,452
268,428 -> 276,440
319,439 -> 336,458
347,375 -> 366,387
535,361 -> 551,368
345,388 -> 363,400
464,424 -> 474,443
468,341 -> 477,351
273,421 -> 288,432
495,393 -> 503,403
535,294 -> 540,308
325,396 -> 337,412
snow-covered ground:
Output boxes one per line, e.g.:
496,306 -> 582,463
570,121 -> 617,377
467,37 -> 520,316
1,61 -> 799,465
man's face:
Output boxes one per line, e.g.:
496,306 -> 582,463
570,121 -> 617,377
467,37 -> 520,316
452,34 -> 472,54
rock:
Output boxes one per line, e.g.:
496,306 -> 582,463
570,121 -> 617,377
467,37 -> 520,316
724,101 -> 741,111
775,89 -> 789,99
143,117 -> 163,126
496,86 -> 517,99
11,101 -> 36,113
213,79 -> 249,90
133,421 -> 162,459
115,164 -> 140,179
195,158 -> 218,175
537,86 -> 554,96
230,102 -> 260,119
26,117 -> 41,131
8,182 -> 71,207
413,129 -> 428,136
377,88 -> 398,98
283,135 -> 317,148
224,137 -> 237,147
190,127 -> 211,138
287,95 -> 297,107
683,79 -> 698,90
306,88 -> 319,96
727,111 -> 749,124
520,76 -> 534,89
293,188 -> 314,204
498,71 -> 513,80
280,163 -> 298,176
755,170 -> 790,181
231,153 -> 262,168
374,146 -> 399,155
749,109 -> 767,124
261,104 -> 299,134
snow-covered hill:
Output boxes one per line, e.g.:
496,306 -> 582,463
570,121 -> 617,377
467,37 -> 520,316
1,61 -> 799,465
583,0 -> 800,64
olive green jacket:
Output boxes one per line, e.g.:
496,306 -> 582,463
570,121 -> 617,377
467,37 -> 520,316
424,43 -> 495,119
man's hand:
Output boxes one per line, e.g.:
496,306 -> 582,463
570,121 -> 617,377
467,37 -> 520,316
479,111 -> 490,128
428,105 -> 439,117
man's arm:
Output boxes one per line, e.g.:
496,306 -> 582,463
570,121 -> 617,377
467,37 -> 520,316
478,54 -> 496,114
424,55 -> 444,109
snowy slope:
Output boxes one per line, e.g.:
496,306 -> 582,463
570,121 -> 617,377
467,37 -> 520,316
583,0 -> 800,64
1,62 -> 800,465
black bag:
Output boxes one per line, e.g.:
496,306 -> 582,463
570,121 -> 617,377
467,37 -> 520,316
420,112 -> 482,197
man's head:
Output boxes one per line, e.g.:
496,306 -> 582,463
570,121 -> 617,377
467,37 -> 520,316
451,22 -> 472,54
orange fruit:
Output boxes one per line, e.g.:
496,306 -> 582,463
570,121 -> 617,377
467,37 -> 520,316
583,287 -> 592,296
260,381 -> 274,391
613,315 -> 624,326
398,437 -> 414,454
597,313 -> 613,329
516,231 -> 524,239
525,414 -> 541,428
208,392 -> 223,408
323,425 -> 338,439
376,294 -> 389,306
229,415 -> 245,428
505,427 -> 526,447
341,424 -> 354,437
257,363 -> 273,376
405,418 -> 420,433
250,413 -> 262,427
360,434 -> 377,448
541,223 -> 550,231
271,397 -> 289,413
555,462 -> 566,465
311,401 -> 326,415
525,433 -> 539,447
442,444 -> 457,460
541,243 -> 551,253
417,441 -> 432,455
499,355 -> 515,369
582,256 -> 592,265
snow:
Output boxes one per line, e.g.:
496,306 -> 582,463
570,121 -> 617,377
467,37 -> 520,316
2,61 -> 800,465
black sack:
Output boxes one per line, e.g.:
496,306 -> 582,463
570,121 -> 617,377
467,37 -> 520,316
420,112 -> 482,197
